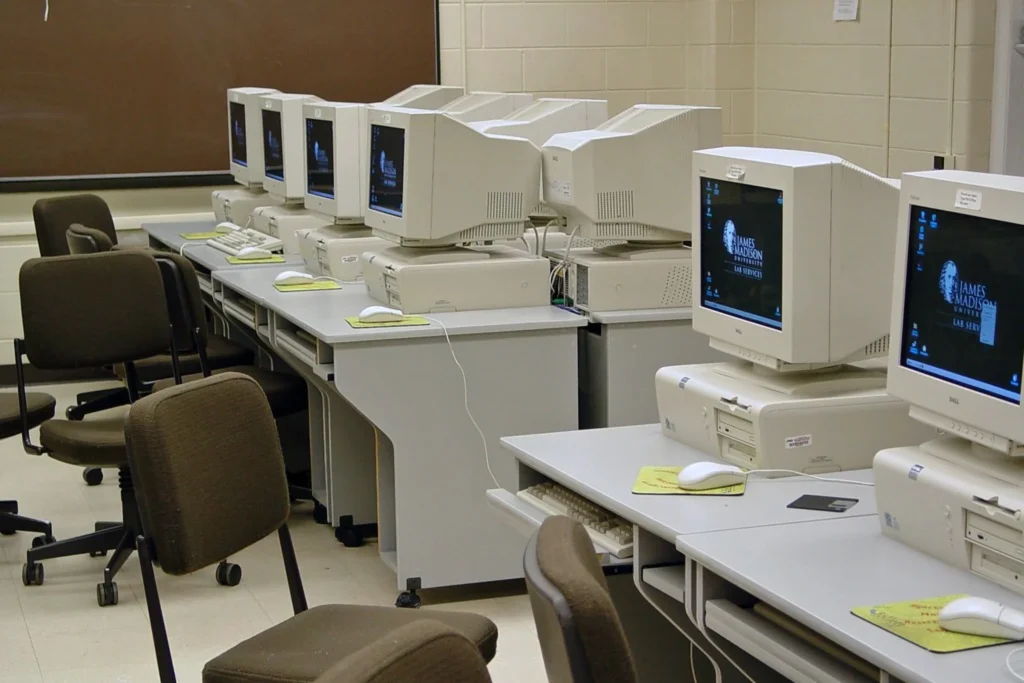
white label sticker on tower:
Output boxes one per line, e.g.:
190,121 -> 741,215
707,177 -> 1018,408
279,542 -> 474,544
548,180 -> 572,203
955,189 -> 983,211
785,434 -> 812,449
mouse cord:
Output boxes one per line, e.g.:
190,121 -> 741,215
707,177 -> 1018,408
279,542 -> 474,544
744,469 -> 876,487
179,241 -> 203,257
422,316 -> 501,490
1009,647 -> 1024,681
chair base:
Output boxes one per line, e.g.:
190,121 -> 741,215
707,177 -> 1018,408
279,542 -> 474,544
0,500 -> 53,539
68,386 -> 131,421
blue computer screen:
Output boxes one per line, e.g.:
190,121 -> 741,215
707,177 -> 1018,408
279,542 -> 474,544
306,118 -> 334,199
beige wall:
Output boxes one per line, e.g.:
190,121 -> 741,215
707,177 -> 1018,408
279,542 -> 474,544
441,0 -> 997,176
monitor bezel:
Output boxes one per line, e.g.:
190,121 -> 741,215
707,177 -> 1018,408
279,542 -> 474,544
227,88 -> 277,187
691,150 -> 832,364
363,107 -> 435,239
887,172 -> 1024,444
303,105 -> 337,216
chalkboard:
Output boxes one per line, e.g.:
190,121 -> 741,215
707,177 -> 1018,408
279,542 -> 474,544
0,0 -> 438,179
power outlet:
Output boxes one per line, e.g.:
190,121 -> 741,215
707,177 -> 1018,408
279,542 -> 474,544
932,154 -> 955,170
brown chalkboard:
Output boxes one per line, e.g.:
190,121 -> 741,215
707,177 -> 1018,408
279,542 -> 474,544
0,0 -> 438,179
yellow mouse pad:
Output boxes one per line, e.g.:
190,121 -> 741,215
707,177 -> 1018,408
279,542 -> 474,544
632,466 -> 745,496
273,281 -> 341,293
225,255 -> 286,265
851,594 -> 1012,653
180,231 -> 223,240
345,316 -> 430,329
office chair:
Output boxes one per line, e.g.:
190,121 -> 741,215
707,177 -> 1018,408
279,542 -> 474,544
311,620 -> 492,683
14,250 -> 220,604
126,373 -> 498,683
66,223 -> 114,254
0,391 -> 55,540
524,516 -> 638,683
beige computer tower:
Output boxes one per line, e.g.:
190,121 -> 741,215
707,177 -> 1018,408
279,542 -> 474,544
296,226 -> 390,282
565,247 -> 693,313
211,188 -> 283,225
251,205 -> 329,254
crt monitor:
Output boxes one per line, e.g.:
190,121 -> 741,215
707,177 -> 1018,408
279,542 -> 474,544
259,93 -> 321,201
469,98 -> 608,148
381,84 -> 464,109
886,170 -> 1024,447
437,92 -> 535,123
303,102 -> 367,222
692,147 -> 901,369
227,87 -> 279,187
542,105 -> 722,242
364,107 -> 541,246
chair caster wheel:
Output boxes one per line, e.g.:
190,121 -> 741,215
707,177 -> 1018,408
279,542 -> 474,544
313,502 -> 328,525
395,591 -> 421,609
216,561 -> 242,587
334,527 -> 363,547
0,529 -> 15,536
22,562 -> 43,586
31,534 -> 55,548
83,468 -> 103,486
96,582 -> 118,607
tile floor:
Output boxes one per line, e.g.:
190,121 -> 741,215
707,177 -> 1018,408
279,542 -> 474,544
0,381 -> 546,682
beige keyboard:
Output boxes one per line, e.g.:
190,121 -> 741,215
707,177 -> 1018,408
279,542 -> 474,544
207,227 -> 284,256
518,482 -> 633,558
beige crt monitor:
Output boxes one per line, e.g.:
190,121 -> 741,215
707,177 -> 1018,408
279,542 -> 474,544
874,171 -> 1024,596
360,107 -> 548,313
541,105 -> 721,312
213,87 -> 284,223
380,84 -> 464,109
655,148 -> 934,473
437,91 -> 535,123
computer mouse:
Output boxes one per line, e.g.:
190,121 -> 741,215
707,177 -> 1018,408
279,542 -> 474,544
274,271 -> 315,286
677,462 -> 746,491
358,305 -> 405,323
234,247 -> 274,260
938,596 -> 1024,640
215,222 -> 240,233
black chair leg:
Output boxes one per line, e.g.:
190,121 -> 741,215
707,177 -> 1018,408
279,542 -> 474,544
68,386 -> 130,420
26,524 -> 123,563
0,500 -> 17,514
97,531 -> 136,607
0,512 -> 53,537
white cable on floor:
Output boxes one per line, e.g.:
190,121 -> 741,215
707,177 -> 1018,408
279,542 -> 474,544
423,316 -> 501,490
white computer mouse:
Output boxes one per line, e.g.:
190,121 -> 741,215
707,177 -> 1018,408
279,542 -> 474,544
358,305 -> 405,323
938,596 -> 1024,640
677,462 -> 746,491
274,271 -> 315,286
215,222 -> 240,233
234,247 -> 274,260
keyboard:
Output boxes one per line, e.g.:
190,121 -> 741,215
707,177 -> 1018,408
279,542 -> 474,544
517,482 -> 633,558
207,227 -> 284,256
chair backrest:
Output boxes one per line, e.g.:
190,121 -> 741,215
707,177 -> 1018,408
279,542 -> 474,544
313,621 -> 492,683
523,516 -> 638,683
151,253 -> 209,355
66,224 -> 115,254
124,373 -> 290,575
33,194 -> 117,257
19,251 -> 172,370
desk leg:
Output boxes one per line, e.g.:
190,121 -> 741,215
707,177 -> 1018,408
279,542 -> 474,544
332,328 -> 578,591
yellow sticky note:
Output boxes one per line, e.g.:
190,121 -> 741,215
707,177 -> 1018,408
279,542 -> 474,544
345,316 -> 430,329
632,466 -> 745,496
179,231 -> 223,240
851,594 -> 1010,653
273,280 -> 341,293
225,255 -> 286,265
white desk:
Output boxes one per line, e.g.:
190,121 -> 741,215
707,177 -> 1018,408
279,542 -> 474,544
677,516 -> 1024,683
143,221 -> 305,274
214,266 -> 588,597
579,308 -> 729,429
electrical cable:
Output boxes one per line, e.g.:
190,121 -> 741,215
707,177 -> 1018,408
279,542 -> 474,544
423,316 -> 501,490
528,225 -> 540,256
742,469 -> 875,487
1008,647 -> 1024,682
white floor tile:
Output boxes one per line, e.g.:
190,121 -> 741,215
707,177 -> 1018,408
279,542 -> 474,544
0,381 -> 548,682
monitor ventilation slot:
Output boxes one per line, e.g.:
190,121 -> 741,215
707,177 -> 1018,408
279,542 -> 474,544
595,222 -> 654,240
487,192 -> 524,220
597,191 -> 634,220
661,265 -> 693,307
864,335 -> 889,357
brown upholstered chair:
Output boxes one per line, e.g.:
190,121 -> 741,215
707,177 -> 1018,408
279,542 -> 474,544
66,223 -> 115,254
15,251 -> 185,601
524,516 -> 638,683
33,194 -> 118,258
311,621 -> 492,683
0,392 -> 55,539
126,373 -> 498,683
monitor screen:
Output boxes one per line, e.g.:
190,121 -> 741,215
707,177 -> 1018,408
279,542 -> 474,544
700,178 -> 784,330
230,102 -> 247,167
899,206 -> 1024,404
306,118 -> 334,199
262,110 -> 284,181
368,124 -> 405,217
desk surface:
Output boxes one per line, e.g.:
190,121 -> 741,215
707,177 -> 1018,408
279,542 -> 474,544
676,516 -> 1024,683
501,424 -> 876,542
142,221 -> 305,271
214,266 -> 586,344
589,307 -> 693,325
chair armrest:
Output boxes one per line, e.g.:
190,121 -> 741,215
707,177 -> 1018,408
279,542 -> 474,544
313,620 -> 491,683
14,339 -> 46,456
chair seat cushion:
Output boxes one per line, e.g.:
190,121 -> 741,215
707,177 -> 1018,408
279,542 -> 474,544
152,366 -> 306,417
118,335 -> 253,383
203,604 -> 498,683
39,408 -> 128,467
0,392 -> 55,440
